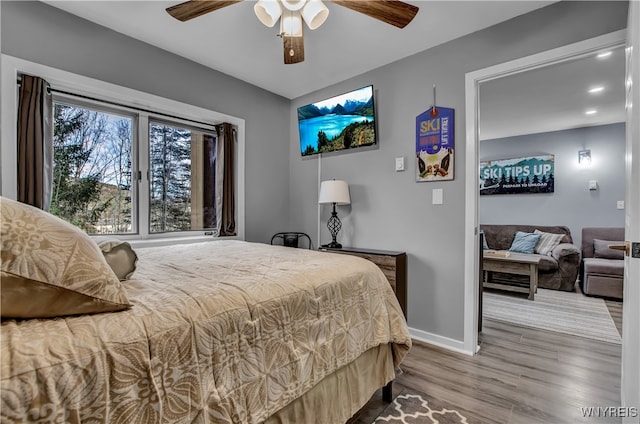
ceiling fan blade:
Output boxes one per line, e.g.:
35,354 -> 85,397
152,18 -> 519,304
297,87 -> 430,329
284,35 -> 305,64
166,0 -> 242,22
329,0 -> 418,28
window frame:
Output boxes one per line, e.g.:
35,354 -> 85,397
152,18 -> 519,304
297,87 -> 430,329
1,54 -> 245,246
147,116 -> 219,236
53,94 -> 140,236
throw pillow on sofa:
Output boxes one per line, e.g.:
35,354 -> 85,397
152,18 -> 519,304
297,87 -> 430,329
534,229 -> 565,256
509,231 -> 541,254
593,239 -> 625,260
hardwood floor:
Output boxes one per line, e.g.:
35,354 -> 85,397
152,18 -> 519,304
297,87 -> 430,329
350,311 -> 623,424
605,299 -> 623,337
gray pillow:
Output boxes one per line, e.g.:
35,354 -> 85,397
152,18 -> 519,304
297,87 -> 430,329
593,239 -> 625,260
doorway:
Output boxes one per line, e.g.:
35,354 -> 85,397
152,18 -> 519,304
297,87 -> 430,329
462,30 -> 627,353
477,44 -> 626,337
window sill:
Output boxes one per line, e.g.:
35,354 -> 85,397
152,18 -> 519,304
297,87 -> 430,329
94,234 -> 241,249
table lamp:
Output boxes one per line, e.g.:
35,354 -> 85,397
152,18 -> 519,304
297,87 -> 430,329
318,180 -> 351,248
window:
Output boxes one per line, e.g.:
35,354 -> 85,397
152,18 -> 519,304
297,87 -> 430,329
51,100 -> 135,234
2,56 -> 245,242
50,97 -> 220,237
149,121 -> 217,233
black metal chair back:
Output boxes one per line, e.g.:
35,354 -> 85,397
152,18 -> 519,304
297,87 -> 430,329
270,232 -> 312,249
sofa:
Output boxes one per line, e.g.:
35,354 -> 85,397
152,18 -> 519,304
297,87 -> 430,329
580,227 -> 625,300
481,224 -> 581,291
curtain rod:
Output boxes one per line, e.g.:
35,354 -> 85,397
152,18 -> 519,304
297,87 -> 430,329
16,77 -> 235,133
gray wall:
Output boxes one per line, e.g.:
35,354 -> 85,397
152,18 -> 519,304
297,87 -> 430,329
480,124 -> 626,248
289,1 -> 628,340
1,1 -> 291,244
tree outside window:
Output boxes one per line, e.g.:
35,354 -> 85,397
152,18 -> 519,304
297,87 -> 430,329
51,102 -> 133,234
149,122 -> 216,233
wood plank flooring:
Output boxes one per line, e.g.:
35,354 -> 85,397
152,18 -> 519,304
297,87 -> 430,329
349,301 -> 623,424
605,299 -> 623,336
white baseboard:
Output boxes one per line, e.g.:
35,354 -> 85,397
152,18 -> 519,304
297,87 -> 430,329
409,327 -> 475,356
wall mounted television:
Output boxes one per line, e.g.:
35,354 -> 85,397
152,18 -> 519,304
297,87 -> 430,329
298,85 -> 376,156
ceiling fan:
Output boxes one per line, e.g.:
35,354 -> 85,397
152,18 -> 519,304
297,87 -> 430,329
166,0 -> 419,64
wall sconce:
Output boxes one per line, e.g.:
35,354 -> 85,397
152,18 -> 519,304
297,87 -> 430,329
578,149 -> 591,166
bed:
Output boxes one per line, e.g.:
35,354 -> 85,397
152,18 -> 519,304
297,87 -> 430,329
0,197 -> 411,423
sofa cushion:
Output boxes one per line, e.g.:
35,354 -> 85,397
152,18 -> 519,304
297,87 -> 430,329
581,227 -> 625,258
509,231 -> 541,254
593,239 -> 625,260
534,230 -> 565,256
583,257 -> 624,277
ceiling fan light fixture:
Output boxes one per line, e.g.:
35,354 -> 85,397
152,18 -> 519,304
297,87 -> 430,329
281,0 -> 307,12
254,0 -> 282,27
166,0 -> 419,65
281,11 -> 303,37
301,0 -> 329,30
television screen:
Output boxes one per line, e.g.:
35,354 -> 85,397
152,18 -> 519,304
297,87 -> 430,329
298,85 -> 376,156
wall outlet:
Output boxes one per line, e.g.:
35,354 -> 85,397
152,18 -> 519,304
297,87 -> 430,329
617,200 -> 625,210
395,157 -> 405,171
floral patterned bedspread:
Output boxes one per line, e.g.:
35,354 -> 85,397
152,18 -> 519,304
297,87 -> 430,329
1,240 -> 410,423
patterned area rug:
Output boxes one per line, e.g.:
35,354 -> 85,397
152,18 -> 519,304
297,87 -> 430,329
483,288 -> 621,344
373,390 -> 480,424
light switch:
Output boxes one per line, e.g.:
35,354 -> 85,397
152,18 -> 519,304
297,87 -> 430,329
588,180 -> 598,190
395,157 -> 405,171
617,200 -> 625,210
432,188 -> 443,205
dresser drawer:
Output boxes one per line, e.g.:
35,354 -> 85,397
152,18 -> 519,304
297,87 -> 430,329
356,253 -> 396,268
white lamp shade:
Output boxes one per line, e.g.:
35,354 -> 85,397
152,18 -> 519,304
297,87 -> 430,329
319,180 -> 351,205
280,12 -> 303,36
301,0 -> 329,30
254,0 -> 282,28
281,0 -> 307,11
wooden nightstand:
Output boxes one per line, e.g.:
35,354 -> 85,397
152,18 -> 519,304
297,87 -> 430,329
319,246 -> 407,318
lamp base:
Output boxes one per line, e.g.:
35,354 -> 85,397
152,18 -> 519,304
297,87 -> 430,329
321,242 -> 342,249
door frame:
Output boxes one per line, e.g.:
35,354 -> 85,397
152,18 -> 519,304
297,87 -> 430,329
621,1 -> 640,418
463,30 -> 627,354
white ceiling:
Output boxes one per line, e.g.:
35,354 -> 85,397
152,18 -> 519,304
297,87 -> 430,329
43,1 -> 626,138
479,45 -> 627,140
44,0 -> 555,99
